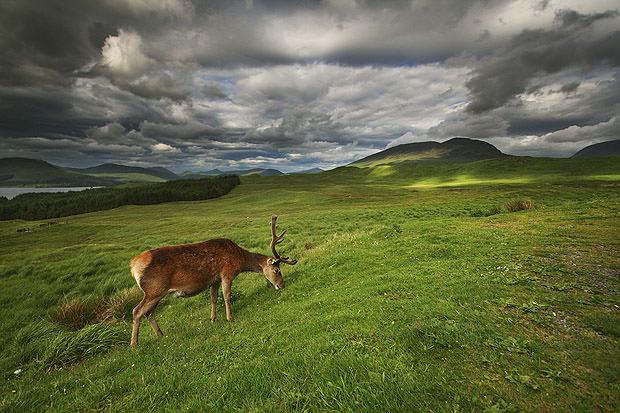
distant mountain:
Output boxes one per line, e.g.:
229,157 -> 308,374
73,163 -> 178,181
0,158 -> 111,187
187,168 -> 284,177
572,139 -> 620,158
235,168 -> 284,176
202,169 -> 225,176
350,137 -> 505,167
291,168 -> 324,174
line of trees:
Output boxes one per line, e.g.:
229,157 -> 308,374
0,176 -> 240,221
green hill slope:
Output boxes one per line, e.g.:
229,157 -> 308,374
351,137 -> 505,167
0,157 -> 619,411
0,158 -> 111,187
73,163 -> 179,182
341,156 -> 620,187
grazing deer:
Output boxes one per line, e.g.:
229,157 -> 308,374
129,215 -> 297,347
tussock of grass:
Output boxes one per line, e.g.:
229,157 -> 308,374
98,288 -> 142,322
12,320 -> 67,365
488,205 -> 503,215
11,291 -> 137,369
41,323 -> 127,368
52,297 -> 102,330
9,290 -> 139,370
505,198 -> 534,212
52,288 -> 142,329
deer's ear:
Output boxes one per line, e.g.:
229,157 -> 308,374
268,258 -> 277,265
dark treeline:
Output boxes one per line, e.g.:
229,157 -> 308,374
0,176 -> 240,221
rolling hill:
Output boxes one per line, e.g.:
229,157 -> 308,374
351,137 -> 505,167
291,167 -> 324,174
572,139 -> 620,158
71,163 -> 179,182
184,168 -> 284,177
0,158 -> 112,187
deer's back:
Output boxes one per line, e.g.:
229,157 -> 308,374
131,238 -> 245,294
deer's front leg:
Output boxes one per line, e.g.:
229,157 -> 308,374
210,281 -> 220,323
222,279 -> 233,321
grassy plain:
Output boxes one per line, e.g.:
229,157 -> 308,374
1,158 -> 619,412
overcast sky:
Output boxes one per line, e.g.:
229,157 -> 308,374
0,0 -> 619,172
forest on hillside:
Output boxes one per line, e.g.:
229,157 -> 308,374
0,176 -> 240,221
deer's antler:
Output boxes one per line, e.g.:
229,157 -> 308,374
270,215 -> 297,265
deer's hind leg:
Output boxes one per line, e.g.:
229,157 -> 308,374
146,299 -> 164,337
222,278 -> 233,322
210,280 -> 221,322
131,292 -> 166,347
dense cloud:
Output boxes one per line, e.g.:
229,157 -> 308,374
465,7 -> 620,113
0,0 -> 619,170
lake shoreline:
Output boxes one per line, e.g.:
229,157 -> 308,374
0,187 -> 101,200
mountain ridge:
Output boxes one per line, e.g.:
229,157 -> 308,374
572,139 -> 620,158
0,158 -> 112,187
351,137 -> 506,167
70,163 -> 179,181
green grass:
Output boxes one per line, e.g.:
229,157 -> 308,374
0,159 -> 619,411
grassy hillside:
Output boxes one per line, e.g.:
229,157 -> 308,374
72,163 -> 179,183
84,172 -> 166,183
0,158 -> 112,187
345,156 -> 620,187
0,158 -> 619,411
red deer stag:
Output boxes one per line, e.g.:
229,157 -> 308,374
129,215 -> 297,347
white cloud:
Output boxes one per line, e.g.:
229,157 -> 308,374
151,142 -> 180,153
101,30 -> 151,77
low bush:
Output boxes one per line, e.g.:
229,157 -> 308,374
505,199 -> 534,212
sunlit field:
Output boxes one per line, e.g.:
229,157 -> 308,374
1,159 -> 619,412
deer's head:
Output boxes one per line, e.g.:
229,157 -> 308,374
263,215 -> 297,289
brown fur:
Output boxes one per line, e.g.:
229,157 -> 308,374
130,238 -> 291,347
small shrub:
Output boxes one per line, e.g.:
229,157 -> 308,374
52,297 -> 103,330
505,199 -> 533,212
98,288 -> 143,322
42,323 -> 127,368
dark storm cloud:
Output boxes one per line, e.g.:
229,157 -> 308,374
506,116 -> 599,136
465,8 -> 620,113
559,81 -> 580,94
1,0 -> 620,170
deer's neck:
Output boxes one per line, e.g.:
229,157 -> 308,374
242,250 -> 269,273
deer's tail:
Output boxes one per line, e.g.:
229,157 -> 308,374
129,252 -> 151,291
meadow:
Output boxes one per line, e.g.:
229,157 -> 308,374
0,158 -> 619,412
